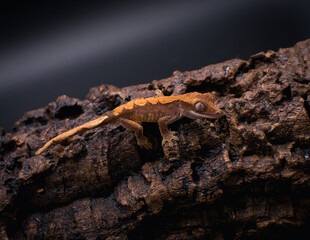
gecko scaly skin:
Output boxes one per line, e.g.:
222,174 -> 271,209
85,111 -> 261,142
35,92 -> 224,155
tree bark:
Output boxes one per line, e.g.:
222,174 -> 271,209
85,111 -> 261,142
1,39 -> 310,240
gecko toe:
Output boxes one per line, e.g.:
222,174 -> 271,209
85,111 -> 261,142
162,131 -> 179,147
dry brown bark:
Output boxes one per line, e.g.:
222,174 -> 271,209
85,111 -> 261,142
1,39 -> 310,240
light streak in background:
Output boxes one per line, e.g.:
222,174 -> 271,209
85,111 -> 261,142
0,0 -> 233,93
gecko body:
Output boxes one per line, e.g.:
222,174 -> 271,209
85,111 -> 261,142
35,92 -> 223,155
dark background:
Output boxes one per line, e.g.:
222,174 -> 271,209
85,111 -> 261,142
1,0 -> 310,130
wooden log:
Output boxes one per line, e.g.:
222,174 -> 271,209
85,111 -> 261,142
1,39 -> 310,239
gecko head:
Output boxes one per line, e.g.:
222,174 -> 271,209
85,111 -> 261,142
181,92 -> 224,120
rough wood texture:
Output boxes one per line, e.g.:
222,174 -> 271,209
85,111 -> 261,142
1,39 -> 310,240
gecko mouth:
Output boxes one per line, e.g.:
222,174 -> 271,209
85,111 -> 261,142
187,110 -> 224,119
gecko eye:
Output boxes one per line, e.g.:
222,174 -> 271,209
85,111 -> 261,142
194,102 -> 205,112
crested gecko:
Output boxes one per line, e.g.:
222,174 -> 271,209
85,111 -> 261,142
35,91 -> 223,155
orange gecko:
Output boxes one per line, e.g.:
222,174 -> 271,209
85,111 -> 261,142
35,91 -> 224,155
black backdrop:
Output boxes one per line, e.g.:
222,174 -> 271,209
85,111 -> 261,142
1,0 -> 310,130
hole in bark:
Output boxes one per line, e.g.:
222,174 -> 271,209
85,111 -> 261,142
282,85 -> 292,100
269,138 -> 291,145
55,105 -> 83,119
0,139 -> 16,153
23,116 -> 47,125
185,81 -> 226,95
191,161 -> 203,182
148,83 -> 154,90
279,157 -> 287,170
125,95 -> 131,101
302,94 -> 310,119
228,148 -> 240,162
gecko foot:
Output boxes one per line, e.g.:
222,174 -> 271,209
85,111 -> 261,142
155,89 -> 164,97
162,131 -> 180,161
137,136 -> 152,150
162,131 -> 179,148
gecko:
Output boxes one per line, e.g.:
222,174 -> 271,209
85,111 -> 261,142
35,91 -> 224,155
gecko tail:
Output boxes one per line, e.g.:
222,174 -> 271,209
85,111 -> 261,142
35,115 -> 109,155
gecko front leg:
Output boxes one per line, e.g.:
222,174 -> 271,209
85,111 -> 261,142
117,118 -> 152,150
158,115 -> 181,160
158,115 -> 181,147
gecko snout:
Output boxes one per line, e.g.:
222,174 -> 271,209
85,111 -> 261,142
215,109 -> 225,118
